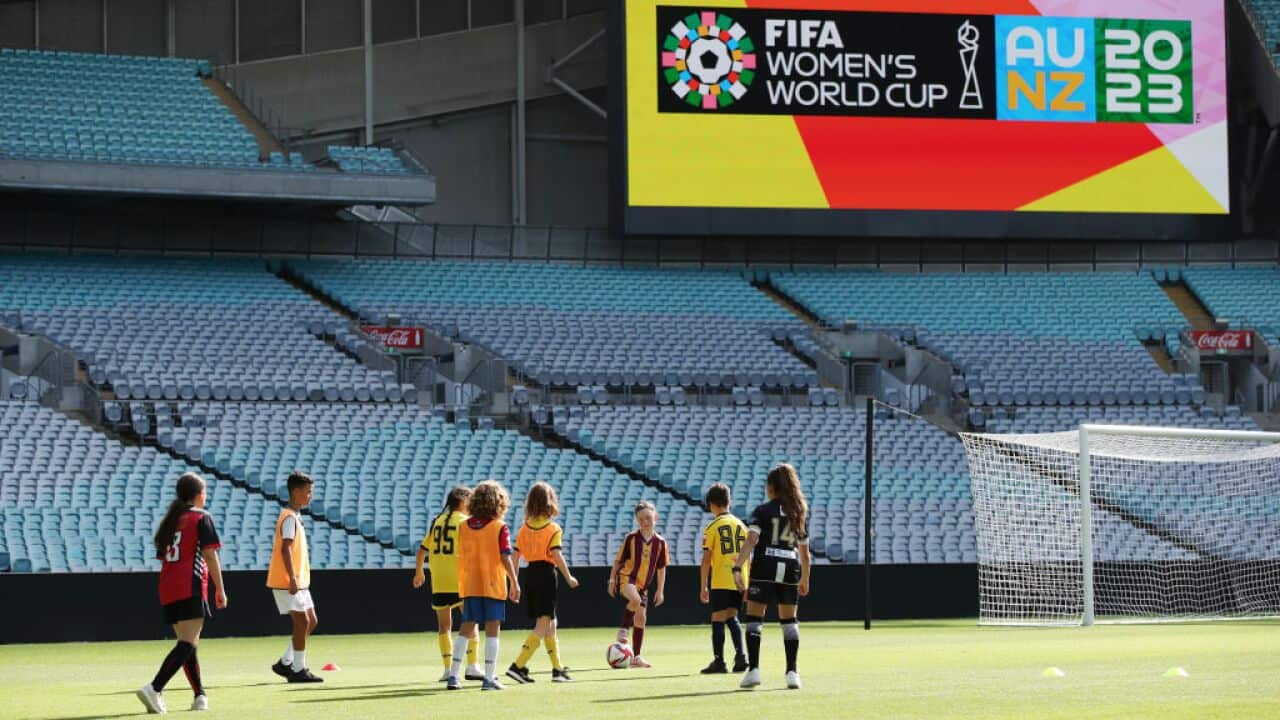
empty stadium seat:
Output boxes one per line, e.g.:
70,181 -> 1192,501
285,259 -> 818,390
0,48 -> 305,171
0,396 -> 405,573
0,255 -> 399,404
771,270 -> 1195,409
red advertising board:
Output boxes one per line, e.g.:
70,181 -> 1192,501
362,326 -> 424,352
1189,330 -> 1254,352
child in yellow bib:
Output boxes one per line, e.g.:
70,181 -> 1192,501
448,480 -> 520,691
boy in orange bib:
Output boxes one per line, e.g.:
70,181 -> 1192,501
267,472 -> 323,683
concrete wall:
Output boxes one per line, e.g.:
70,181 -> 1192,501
226,12 -> 605,135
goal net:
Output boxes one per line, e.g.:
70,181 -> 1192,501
960,425 -> 1280,626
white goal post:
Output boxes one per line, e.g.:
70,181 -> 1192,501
962,424 -> 1280,626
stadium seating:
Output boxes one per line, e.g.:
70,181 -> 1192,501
1246,0 -> 1280,63
0,397 -> 406,573
166,401 -> 706,565
566,403 -> 1263,564
328,146 -> 417,175
0,48 -> 274,169
1182,267 -> 1280,340
287,260 -> 818,389
770,270 -> 1194,407
0,255 -> 408,403
563,405 -> 976,564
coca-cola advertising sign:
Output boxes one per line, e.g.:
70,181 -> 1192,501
1189,330 -> 1254,352
362,326 -> 424,352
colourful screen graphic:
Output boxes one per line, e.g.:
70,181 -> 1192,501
624,0 -> 1228,216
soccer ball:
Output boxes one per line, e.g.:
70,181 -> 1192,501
606,641 -> 633,669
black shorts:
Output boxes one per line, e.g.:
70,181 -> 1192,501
747,580 -> 799,606
523,562 -> 558,620
431,592 -> 462,610
162,596 -> 211,624
710,589 -> 744,613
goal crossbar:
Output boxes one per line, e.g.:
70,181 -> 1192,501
1079,424 -> 1280,443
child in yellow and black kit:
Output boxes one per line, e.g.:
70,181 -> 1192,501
505,482 -> 580,684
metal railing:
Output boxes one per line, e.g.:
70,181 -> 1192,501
3,207 -> 1280,270
211,65 -> 296,155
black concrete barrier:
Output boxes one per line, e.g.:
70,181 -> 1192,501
0,564 -> 976,643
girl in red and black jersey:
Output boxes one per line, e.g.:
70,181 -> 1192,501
137,472 -> 228,714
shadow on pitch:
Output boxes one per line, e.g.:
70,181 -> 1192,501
291,687 -> 459,703
594,688 -> 786,703
97,681 -> 281,696
43,707 -> 143,712
567,672 -> 691,684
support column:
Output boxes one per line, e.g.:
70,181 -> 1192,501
363,0 -> 375,145
514,0 -> 528,225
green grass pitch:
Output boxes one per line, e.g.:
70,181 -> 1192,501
2,620 -> 1278,720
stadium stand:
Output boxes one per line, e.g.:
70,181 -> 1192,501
165,401 -> 706,565
1182,267 -> 1280,339
564,400 -> 1261,564
0,48 -> 270,169
770,270 -> 1196,408
563,405 -> 975,564
286,260 -> 819,390
0,255 -> 409,403
0,397 -> 406,573
328,146 -> 417,175
1,254 -> 1272,573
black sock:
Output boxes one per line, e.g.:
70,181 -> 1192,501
726,616 -> 744,657
151,641 -> 195,692
711,621 -> 726,661
781,618 -> 799,673
183,646 -> 204,697
745,616 -> 763,671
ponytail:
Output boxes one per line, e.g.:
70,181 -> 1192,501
154,472 -> 205,559
767,463 -> 808,539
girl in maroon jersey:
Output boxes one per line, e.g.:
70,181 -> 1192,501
137,472 -> 228,714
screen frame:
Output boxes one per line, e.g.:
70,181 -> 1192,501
609,0 -> 1239,241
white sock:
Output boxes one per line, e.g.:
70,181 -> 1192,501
282,643 -> 295,665
291,650 -> 306,673
450,634 -> 468,679
485,637 -> 499,682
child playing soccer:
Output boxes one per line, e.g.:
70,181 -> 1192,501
137,472 -> 227,714
607,500 -> 667,668
699,482 -> 749,674
506,482 -> 580,684
448,480 -> 521,690
734,463 -> 811,691
413,486 -> 482,682
268,471 -> 323,683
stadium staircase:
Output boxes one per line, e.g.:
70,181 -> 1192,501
1161,280 -> 1216,331
202,76 -> 284,161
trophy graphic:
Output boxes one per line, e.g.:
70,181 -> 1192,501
958,20 -> 982,110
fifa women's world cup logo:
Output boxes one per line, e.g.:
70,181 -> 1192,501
661,11 -> 756,110
958,20 -> 982,110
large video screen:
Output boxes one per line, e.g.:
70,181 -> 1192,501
614,0 -> 1230,238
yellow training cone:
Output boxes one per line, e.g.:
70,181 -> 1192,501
1041,667 -> 1066,678
1163,667 -> 1190,678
